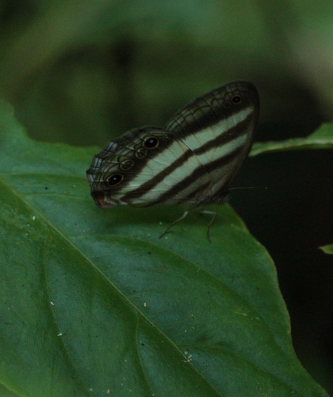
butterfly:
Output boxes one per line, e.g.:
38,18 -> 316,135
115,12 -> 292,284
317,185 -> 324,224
87,81 -> 259,238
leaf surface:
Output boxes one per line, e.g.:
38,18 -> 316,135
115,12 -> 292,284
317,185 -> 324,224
0,102 -> 328,397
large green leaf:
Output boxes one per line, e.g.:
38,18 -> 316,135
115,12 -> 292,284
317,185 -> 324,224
0,101 -> 328,397
251,123 -> 333,156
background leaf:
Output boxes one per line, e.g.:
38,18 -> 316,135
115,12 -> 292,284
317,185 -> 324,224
251,123 -> 333,156
0,103 -> 328,396
319,245 -> 333,255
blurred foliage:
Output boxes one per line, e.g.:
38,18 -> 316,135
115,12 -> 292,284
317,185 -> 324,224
251,122 -> 333,156
319,245 -> 333,255
0,0 -> 332,394
1,0 -> 333,146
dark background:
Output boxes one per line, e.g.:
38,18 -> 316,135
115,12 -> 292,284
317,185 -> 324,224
0,0 -> 332,393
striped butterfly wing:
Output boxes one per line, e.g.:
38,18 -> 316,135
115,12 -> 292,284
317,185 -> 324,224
87,126 -> 199,207
87,81 -> 259,208
165,81 -> 259,204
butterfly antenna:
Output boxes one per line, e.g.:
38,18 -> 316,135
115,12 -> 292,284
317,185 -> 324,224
228,185 -> 268,192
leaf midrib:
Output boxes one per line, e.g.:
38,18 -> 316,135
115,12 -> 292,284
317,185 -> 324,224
0,175 -> 224,396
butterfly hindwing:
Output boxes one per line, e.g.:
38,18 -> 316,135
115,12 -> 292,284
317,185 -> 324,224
87,126 -> 208,207
165,81 -> 259,202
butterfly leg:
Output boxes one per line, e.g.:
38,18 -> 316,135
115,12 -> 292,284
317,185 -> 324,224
200,210 -> 217,242
159,210 -> 189,239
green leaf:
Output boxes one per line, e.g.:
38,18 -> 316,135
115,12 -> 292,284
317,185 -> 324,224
0,100 -> 328,397
0,384 -> 21,397
319,245 -> 333,255
251,123 -> 333,156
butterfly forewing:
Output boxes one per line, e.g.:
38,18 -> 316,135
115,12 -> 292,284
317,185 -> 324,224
87,81 -> 259,208
165,81 -> 259,202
